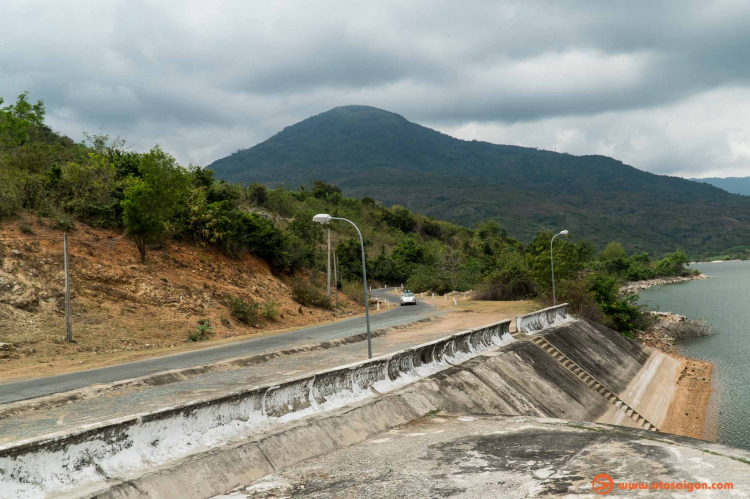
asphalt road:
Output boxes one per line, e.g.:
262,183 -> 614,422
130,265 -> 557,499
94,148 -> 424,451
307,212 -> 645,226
0,288 -> 436,405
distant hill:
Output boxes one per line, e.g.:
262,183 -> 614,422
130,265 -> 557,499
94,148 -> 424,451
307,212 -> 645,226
690,177 -> 750,196
208,105 -> 750,257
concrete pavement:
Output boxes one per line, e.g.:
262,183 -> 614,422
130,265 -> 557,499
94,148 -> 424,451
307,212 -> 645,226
0,288 -> 434,405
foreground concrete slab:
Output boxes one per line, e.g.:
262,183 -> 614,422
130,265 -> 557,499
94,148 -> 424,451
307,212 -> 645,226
216,415 -> 750,498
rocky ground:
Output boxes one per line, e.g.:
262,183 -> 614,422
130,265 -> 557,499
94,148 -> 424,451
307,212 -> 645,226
0,214 -> 361,381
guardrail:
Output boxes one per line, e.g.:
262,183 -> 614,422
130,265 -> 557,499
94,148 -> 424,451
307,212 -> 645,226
0,319 -> 513,499
515,303 -> 571,335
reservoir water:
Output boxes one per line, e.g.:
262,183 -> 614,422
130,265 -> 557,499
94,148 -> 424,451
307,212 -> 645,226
638,260 -> 750,451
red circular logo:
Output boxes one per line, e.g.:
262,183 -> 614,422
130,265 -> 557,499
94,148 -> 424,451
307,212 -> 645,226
592,473 -> 614,495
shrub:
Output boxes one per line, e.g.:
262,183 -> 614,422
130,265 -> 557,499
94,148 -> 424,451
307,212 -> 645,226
475,253 -> 535,301
406,265 -> 450,294
587,273 -> 647,335
53,215 -> 76,231
341,280 -> 367,305
261,301 -> 280,321
552,278 -> 606,325
661,317 -> 713,340
189,319 -> 213,342
291,275 -> 331,309
228,295 -> 261,326
654,251 -> 689,277
19,223 -> 34,235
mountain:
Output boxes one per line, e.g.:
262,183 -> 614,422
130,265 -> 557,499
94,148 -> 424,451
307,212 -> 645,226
690,177 -> 750,196
208,105 -> 750,257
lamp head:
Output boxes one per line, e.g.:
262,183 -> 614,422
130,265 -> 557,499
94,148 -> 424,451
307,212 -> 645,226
559,230 -> 569,236
313,213 -> 332,224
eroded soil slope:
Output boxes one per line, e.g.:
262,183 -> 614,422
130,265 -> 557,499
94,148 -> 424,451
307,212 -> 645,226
0,214 -> 359,381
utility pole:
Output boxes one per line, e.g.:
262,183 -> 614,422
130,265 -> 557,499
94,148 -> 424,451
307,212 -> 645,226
327,228 -> 331,302
333,250 -> 339,307
63,233 -> 72,343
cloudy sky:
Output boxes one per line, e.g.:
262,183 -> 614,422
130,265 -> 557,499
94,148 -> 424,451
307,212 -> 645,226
2,0 -> 750,178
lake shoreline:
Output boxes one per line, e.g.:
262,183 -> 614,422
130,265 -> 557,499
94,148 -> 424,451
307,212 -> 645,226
619,274 -> 709,295
637,312 -> 714,440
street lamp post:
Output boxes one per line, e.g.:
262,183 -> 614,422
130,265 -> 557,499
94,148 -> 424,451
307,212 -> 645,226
314,214 -> 372,358
550,230 -> 569,306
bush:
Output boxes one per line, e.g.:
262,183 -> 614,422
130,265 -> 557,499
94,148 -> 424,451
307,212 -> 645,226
228,295 -> 261,326
291,275 -> 331,309
587,273 -> 647,335
660,317 -> 713,340
552,278 -> 607,325
406,264 -> 450,294
19,223 -> 34,234
654,251 -> 689,277
189,319 -> 213,342
53,215 -> 76,231
341,280 -> 366,305
262,301 -> 280,321
475,253 -> 535,301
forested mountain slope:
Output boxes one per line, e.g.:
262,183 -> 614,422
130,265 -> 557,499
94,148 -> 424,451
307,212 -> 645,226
209,105 -> 750,257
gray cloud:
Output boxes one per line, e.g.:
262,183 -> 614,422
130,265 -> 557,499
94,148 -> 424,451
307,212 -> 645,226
2,0 -> 750,176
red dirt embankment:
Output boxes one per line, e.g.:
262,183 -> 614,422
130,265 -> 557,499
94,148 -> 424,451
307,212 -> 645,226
0,214 -> 359,381
637,314 -> 713,440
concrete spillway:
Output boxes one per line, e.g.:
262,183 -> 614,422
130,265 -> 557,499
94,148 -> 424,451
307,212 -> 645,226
0,306 -> 723,499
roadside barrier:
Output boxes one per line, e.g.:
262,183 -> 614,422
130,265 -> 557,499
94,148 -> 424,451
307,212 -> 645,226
515,304 -> 571,335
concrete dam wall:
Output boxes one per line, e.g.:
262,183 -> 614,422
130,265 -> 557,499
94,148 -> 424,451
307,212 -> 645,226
0,306 -> 682,499
0,321 -> 514,499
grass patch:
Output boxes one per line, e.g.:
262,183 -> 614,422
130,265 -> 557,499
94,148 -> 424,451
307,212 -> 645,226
702,449 -> 750,466
341,280 -> 366,306
19,223 -> 34,235
188,319 -> 213,342
639,436 -> 676,445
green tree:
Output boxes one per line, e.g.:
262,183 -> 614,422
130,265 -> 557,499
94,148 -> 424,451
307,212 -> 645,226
654,250 -> 689,277
525,230 -> 582,294
383,205 -> 416,233
598,241 -> 627,273
60,153 -> 118,223
0,91 -> 47,147
121,145 -> 189,262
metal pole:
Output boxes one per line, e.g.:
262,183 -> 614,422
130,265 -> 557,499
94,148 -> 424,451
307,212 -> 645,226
333,250 -> 339,308
327,228 -> 331,302
551,234 -> 558,306
332,217 -> 371,358
64,233 -> 72,343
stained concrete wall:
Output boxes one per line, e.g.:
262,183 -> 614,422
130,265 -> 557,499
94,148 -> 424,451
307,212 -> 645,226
0,321 -> 514,499
540,317 -> 649,394
515,304 -> 571,334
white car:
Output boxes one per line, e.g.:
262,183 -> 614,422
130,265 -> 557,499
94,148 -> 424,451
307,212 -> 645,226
400,292 -> 417,306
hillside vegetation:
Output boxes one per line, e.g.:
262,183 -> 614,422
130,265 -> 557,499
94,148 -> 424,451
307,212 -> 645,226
208,105 -> 750,258
1,92 -> 698,348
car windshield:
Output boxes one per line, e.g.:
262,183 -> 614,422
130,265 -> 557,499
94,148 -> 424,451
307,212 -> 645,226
403,292 -> 414,297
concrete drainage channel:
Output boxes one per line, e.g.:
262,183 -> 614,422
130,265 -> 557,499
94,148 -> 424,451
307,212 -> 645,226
516,305 -> 658,432
0,320 -> 514,499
